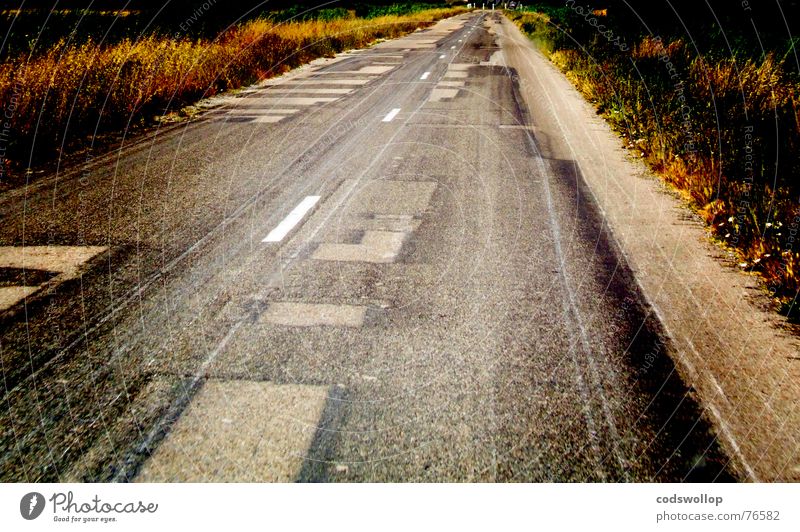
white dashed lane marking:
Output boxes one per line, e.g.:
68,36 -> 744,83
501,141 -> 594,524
262,196 -> 320,243
382,108 -> 401,122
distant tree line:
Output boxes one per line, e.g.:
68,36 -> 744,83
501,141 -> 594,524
520,1 -> 800,62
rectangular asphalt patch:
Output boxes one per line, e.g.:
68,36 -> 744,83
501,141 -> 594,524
260,302 -> 368,327
135,380 -> 329,482
313,231 -> 406,263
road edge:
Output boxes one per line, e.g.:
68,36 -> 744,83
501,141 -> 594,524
497,13 -> 800,482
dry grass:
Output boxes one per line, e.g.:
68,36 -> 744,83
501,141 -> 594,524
0,7 -> 465,177
509,8 -> 800,307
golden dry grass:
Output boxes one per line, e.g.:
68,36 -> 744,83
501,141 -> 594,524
0,7 -> 465,176
509,8 -> 800,304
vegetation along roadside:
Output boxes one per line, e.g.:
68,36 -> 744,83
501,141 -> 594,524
0,2 -> 467,189
507,1 -> 800,319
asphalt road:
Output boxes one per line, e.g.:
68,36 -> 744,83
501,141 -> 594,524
0,12 -> 734,482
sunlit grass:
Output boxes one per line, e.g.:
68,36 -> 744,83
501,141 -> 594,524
508,8 -> 800,304
0,7 -> 466,176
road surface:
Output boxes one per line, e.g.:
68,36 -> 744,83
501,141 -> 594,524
0,12 -> 733,482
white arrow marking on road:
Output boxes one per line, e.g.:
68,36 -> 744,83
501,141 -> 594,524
262,196 -> 320,242
382,108 -> 401,122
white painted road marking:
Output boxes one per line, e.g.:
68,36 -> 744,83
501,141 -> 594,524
382,108 -> 401,122
262,196 -> 320,243
420,72 -> 430,80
